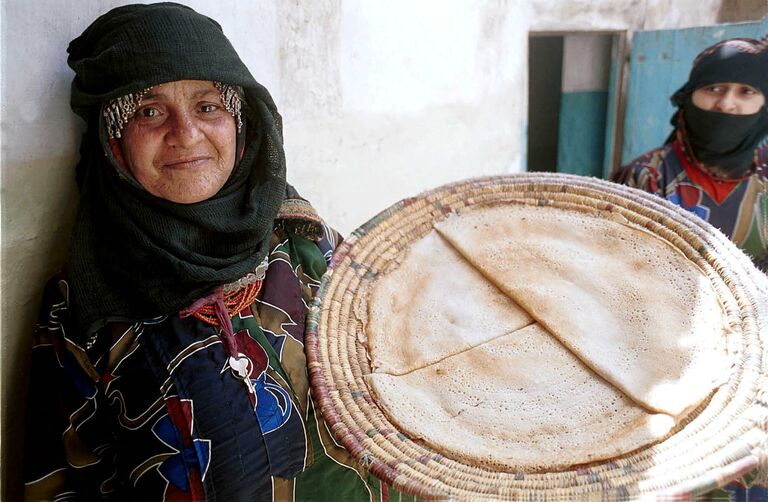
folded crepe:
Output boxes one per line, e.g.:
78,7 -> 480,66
367,230 -> 532,375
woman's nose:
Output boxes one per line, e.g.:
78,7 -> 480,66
165,112 -> 201,147
714,90 -> 738,114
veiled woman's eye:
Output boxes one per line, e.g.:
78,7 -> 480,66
200,103 -> 219,113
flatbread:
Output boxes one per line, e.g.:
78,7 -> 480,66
434,203 -> 729,417
367,323 -> 676,471
367,230 -> 533,375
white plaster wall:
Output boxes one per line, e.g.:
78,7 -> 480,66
285,0 -> 528,232
530,0 -> 724,31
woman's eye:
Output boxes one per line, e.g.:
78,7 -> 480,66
138,106 -> 160,118
200,103 -> 219,113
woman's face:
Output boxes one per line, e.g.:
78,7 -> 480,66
120,80 -> 237,204
691,82 -> 765,115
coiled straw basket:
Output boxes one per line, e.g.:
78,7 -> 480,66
306,173 -> 768,500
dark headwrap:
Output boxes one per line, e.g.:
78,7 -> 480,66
670,37 -> 768,171
66,3 -> 287,338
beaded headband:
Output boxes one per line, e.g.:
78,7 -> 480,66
102,82 -> 243,139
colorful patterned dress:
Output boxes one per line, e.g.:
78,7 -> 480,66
613,140 -> 768,273
23,220 -> 415,502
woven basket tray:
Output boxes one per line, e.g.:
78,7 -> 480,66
306,173 -> 768,500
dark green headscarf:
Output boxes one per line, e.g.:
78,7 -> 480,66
66,3 -> 287,339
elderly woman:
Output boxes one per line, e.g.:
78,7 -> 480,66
23,4 -> 404,501
613,37 -> 768,272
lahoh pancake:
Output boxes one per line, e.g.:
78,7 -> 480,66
364,202 -> 730,471
367,230 -> 533,375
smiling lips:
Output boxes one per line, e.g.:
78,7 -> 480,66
162,156 -> 211,169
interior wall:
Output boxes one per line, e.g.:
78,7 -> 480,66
557,34 -> 612,177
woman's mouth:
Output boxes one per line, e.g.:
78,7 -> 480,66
163,157 -> 210,169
